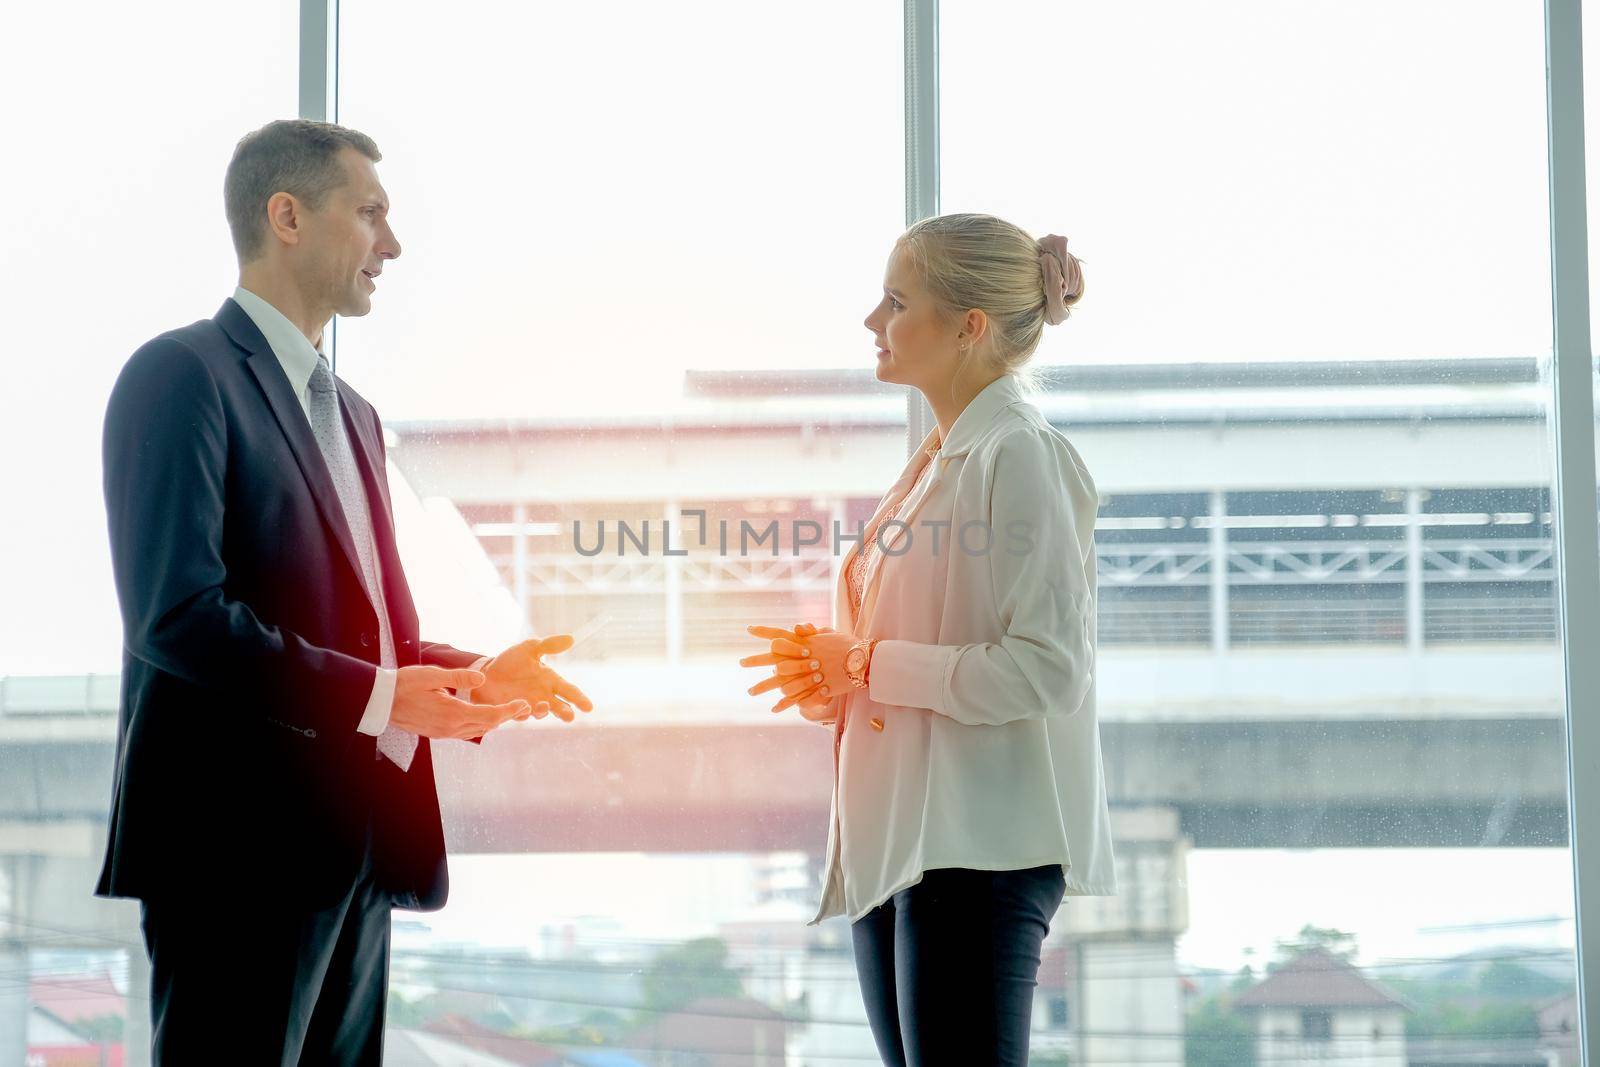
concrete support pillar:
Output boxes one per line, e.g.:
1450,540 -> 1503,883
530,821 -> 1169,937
1076,939 -> 1185,1067
1209,490 -> 1230,653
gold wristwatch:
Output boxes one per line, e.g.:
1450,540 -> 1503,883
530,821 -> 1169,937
844,638 -> 878,689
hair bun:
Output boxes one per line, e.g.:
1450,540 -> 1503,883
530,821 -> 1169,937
1037,234 -> 1083,325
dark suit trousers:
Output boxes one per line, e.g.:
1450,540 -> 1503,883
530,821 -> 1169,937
139,825 -> 392,1066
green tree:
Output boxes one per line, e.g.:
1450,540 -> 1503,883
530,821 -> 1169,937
1186,996 -> 1256,1067
640,937 -> 744,1018
1478,959 -> 1568,1000
1271,924 -> 1357,969
1407,1002 -> 1540,1041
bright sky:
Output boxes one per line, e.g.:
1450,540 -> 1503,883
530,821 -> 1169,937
0,0 -> 1587,977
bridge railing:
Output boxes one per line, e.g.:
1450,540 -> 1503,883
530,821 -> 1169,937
479,536 -> 1558,656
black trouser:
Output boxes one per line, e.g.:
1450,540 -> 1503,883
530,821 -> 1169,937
851,865 -> 1066,1067
139,833 -> 392,1066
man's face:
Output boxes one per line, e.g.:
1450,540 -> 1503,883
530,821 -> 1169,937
299,148 -> 401,319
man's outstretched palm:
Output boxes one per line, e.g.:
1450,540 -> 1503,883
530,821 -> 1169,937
474,635 -> 594,722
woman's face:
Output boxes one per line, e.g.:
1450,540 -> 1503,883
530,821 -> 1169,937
864,244 -> 961,390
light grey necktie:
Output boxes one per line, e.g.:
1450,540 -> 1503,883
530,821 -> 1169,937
307,356 -> 416,772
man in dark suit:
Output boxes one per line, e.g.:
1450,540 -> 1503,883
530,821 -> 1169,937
99,118 -> 592,1065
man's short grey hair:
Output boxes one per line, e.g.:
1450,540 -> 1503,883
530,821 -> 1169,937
224,119 -> 382,263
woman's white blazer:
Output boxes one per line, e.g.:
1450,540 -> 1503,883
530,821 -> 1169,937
812,373 -> 1117,923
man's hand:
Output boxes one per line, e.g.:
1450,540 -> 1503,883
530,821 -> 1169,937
389,666 -> 529,740
471,635 -> 594,723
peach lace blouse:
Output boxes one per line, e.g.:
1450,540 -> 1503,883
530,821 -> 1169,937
846,437 -> 940,624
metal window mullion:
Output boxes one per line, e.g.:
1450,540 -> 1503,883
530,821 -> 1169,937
1209,490 -> 1230,653
904,0 -> 938,456
1406,489 -> 1426,654
298,0 -> 336,123
300,0 -> 339,368
1544,0 -> 1600,1061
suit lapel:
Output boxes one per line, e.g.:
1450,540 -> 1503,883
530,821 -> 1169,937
219,301 -> 368,593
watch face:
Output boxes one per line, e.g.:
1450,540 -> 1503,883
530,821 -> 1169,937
845,648 -> 865,672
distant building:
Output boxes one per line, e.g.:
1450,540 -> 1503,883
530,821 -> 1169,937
1053,806 -> 1191,1067
414,1015 -> 570,1065
1235,948 -> 1409,1067
623,996 -> 789,1067
27,973 -> 125,1067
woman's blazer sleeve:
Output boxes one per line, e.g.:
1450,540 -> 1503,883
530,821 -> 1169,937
866,427 -> 1096,727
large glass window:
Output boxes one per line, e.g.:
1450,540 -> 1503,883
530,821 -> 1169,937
940,3 -> 1572,1066
337,2 -> 904,1062
0,4 -> 298,1064
6,2 -> 1597,1065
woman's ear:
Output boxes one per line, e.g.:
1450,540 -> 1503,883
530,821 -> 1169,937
962,308 -> 990,349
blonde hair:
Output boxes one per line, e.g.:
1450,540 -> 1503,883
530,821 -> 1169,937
896,212 -> 1084,392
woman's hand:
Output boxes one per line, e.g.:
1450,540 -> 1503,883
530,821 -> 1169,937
739,622 -> 855,714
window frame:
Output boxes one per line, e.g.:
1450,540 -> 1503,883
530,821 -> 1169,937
302,0 -> 1600,1055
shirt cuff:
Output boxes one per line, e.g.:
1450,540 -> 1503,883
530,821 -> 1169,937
867,639 -> 958,713
356,667 -> 399,736
457,655 -> 492,698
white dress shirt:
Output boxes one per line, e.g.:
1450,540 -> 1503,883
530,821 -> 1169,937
231,286 -> 401,737
811,374 -> 1117,923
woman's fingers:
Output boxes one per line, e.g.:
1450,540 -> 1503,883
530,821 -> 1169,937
774,682 -> 825,713
797,687 -> 834,709
740,651 -> 817,670
769,638 -> 809,658
781,673 -> 825,697
747,624 -> 801,641
774,658 -> 820,678
748,669 -> 826,698
747,673 -> 788,697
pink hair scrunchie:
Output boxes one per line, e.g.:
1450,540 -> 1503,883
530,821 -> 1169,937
1038,234 -> 1083,325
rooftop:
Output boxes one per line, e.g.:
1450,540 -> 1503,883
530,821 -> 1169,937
1235,949 -> 1410,1010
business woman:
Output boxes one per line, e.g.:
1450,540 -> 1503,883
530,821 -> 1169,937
741,213 -> 1117,1065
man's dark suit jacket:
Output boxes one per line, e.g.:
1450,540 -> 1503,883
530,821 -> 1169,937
97,298 -> 479,911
